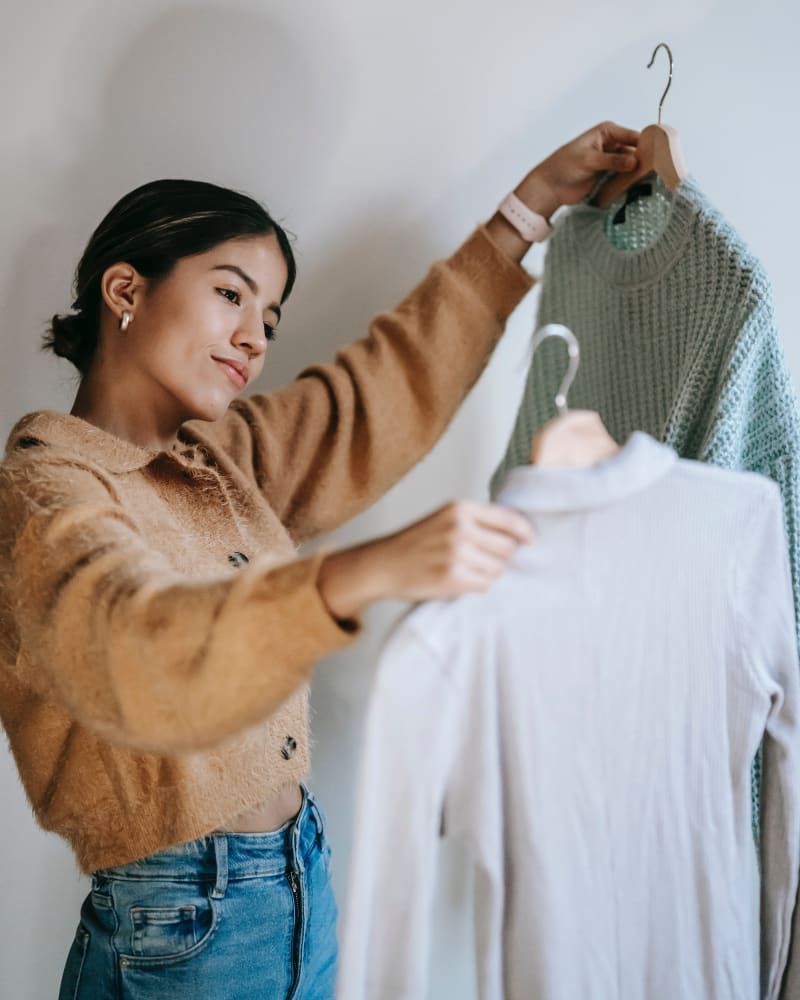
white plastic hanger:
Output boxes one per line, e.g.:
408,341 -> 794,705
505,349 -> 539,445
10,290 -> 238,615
592,43 -> 688,209
528,324 -> 620,468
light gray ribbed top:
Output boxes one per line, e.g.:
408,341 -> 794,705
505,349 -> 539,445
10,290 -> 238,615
341,434 -> 800,1000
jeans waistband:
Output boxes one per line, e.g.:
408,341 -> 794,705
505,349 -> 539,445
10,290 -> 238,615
93,784 -> 326,895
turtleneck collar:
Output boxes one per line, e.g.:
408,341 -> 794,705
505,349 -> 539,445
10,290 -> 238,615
495,432 -> 677,515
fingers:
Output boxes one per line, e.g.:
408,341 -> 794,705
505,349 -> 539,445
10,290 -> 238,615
372,500 -> 535,603
441,541 -> 511,595
599,121 -> 640,148
596,122 -> 639,173
468,502 -> 533,545
468,525 -> 521,562
587,145 -> 637,173
596,151 -> 639,174
453,503 -> 533,593
457,558 -> 508,593
466,547 -> 511,578
428,501 -> 533,596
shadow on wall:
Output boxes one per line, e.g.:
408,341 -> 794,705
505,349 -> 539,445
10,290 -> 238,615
2,3 -> 327,415
0,1 -> 449,428
0,4 -> 377,994
0,5 -> 456,993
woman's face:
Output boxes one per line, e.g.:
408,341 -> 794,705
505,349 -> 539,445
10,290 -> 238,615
113,233 -> 288,424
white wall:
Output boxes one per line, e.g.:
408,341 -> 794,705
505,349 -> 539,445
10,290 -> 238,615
1,1 -> 797,996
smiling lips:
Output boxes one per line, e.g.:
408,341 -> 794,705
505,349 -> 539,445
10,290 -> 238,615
213,356 -> 248,390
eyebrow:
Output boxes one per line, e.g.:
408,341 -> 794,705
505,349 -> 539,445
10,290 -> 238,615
210,264 -> 282,323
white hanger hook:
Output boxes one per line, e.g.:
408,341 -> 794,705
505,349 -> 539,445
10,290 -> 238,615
530,323 -> 581,418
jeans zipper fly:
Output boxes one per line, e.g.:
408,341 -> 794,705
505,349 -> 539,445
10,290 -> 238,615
287,870 -> 303,998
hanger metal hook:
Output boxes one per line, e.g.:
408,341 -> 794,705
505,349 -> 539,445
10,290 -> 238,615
530,323 -> 580,417
647,42 -> 673,126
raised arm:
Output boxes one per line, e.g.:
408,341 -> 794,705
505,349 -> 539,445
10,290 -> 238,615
192,123 -> 640,544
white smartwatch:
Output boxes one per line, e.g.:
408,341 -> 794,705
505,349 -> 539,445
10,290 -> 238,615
497,191 -> 554,243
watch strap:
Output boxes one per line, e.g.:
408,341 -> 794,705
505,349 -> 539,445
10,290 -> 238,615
497,191 -> 554,243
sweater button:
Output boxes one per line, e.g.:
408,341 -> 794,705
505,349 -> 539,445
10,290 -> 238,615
280,736 -> 297,760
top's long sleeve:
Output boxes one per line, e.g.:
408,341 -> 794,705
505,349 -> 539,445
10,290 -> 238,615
342,436 -> 800,1000
337,620 -> 460,1000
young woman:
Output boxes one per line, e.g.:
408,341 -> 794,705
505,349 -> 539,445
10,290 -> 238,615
0,122 -> 638,999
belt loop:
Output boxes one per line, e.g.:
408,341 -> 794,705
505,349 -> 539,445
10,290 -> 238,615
291,815 -> 304,874
290,786 -> 309,875
308,796 -> 326,847
211,834 -> 229,899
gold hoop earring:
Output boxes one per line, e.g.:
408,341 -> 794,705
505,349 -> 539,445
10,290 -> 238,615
120,311 -> 132,332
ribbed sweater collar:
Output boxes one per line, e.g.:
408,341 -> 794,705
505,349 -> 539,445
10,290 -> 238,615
563,176 -> 706,287
495,432 -> 677,514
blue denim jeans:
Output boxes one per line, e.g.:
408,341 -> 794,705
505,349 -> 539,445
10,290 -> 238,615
58,785 -> 338,999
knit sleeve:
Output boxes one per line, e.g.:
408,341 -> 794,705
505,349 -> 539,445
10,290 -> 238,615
188,226 -> 534,543
698,296 -> 800,640
0,458 -> 358,755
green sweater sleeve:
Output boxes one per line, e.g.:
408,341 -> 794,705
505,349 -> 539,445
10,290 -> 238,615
697,297 -> 800,639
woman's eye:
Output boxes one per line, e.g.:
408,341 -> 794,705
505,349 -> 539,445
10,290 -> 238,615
217,288 -> 241,305
264,324 -> 278,342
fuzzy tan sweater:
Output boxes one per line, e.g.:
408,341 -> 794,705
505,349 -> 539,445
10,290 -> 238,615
0,226 -> 534,873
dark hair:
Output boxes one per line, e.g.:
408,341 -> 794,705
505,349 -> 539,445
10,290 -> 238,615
43,179 -> 297,375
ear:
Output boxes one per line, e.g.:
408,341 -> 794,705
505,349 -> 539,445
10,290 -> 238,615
99,263 -> 148,322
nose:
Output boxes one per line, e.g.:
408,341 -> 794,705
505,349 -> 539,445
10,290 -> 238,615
232,311 -> 267,359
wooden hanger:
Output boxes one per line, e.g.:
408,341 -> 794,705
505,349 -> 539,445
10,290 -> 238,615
591,43 -> 688,210
527,325 -> 620,468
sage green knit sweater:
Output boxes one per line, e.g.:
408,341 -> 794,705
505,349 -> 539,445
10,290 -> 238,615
492,177 -> 800,637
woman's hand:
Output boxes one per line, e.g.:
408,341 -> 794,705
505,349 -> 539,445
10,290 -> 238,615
316,501 -> 533,621
487,121 -> 640,259
519,121 -> 640,217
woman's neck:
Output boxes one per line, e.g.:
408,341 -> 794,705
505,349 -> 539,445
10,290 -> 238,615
71,358 -> 183,452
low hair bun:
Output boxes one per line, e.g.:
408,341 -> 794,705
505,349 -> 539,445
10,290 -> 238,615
43,311 -> 98,375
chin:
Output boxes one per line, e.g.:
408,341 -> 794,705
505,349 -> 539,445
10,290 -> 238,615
184,396 -> 235,424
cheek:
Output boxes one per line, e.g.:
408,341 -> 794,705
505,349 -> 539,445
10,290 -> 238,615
151,313 -> 221,370
147,284 -> 229,350
133,319 -> 216,401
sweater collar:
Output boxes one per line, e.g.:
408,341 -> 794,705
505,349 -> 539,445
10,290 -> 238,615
495,432 -> 677,514
5,411 -> 177,472
562,175 -> 707,287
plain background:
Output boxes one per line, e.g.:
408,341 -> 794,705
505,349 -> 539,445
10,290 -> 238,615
1,1 -> 798,996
